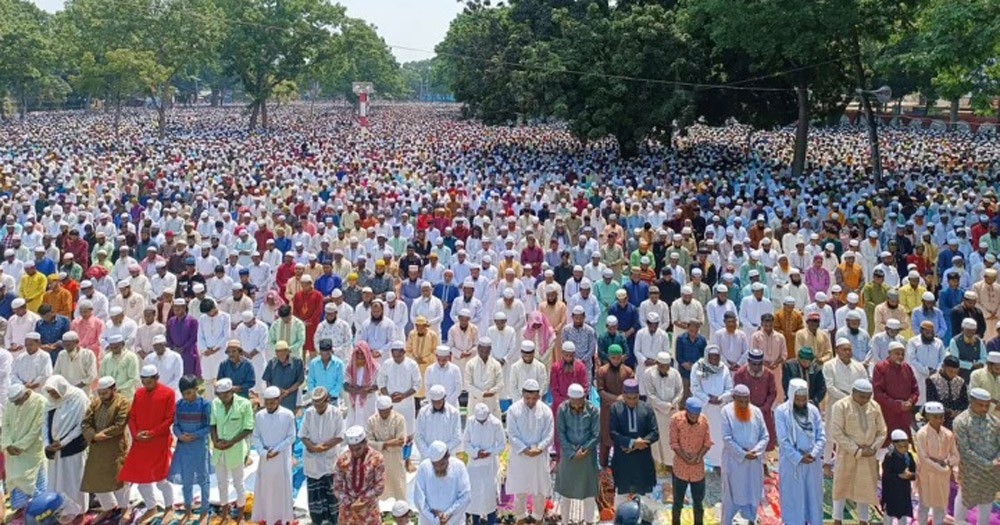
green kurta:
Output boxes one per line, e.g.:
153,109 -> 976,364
593,279 -> 623,334
99,351 -> 141,399
554,402 -> 601,499
0,391 -> 47,494
210,395 -> 254,468
862,282 -> 888,335
81,393 -> 131,492
953,409 -> 1000,506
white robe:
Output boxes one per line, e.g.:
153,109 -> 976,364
644,366 -> 684,466
690,360 -> 733,466
376,357 -> 422,434
251,406 -> 296,523
463,415 -> 506,516
505,399 -> 554,495
413,457 -> 472,525
43,378 -> 90,517
424,363 -> 463,408
414,403 -> 463,459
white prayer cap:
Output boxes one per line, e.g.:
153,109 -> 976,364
961,318 -> 978,330
345,425 -> 367,445
520,340 -> 536,352
922,292 -> 935,302
11,297 -> 25,308
733,384 -> 751,397
847,293 -> 859,303
567,383 -> 586,399
783,296 -> 796,305
715,284 -> 728,293
970,387 -> 992,401
106,334 -> 123,344
140,364 -> 159,377
192,283 -> 205,293
988,351 -> 1000,364
377,395 -> 393,410
885,318 -> 901,330
390,340 -> 405,350
391,501 -> 412,518
646,312 -> 660,323
502,288 -> 514,298
706,344 -> 721,355
493,312 -> 507,321
602,268 -> 613,278
172,298 -> 187,306
215,378 -> 234,393
788,378 -> 808,397
385,291 -> 396,301
97,376 -> 116,390
262,386 -> 281,400
964,291 -> 977,300
435,345 -> 451,357
117,279 -> 131,289
109,306 -> 124,316
7,383 -> 25,400
62,331 -> 79,342
814,292 -> 827,301
890,429 -> 908,441
331,289 -> 343,298
606,315 -> 618,326
656,352 -> 672,365
846,310 -> 862,321
458,308 -> 472,318
908,270 -> 920,280
231,282 -> 244,291
427,384 -> 446,401
477,337 -> 492,347
853,378 -> 873,393
522,378 -> 541,392
428,440 -> 449,461
474,402 -> 490,421
152,334 -> 166,345
888,341 -> 905,352
836,337 -> 851,347
923,401 -> 945,415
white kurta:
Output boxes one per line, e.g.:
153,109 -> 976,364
12,351 -> 53,391
465,357 -> 505,418
413,457 -> 472,525
644,366 -> 684,466
251,406 -> 296,523
505,399 -> 554,495
508,360 -> 549,400
197,311 -> 232,382
633,329 -> 671,395
143,351 -> 184,398
298,405 -> 344,478
414,404 -> 463,459
463,415 -> 506,516
690,361 -> 734,467
234,320 -> 269,394
376,357 -> 422,434
905,336 -> 946,405
424,363 -> 464,408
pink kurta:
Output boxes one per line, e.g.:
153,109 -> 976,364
750,329 -> 786,403
914,424 -> 959,508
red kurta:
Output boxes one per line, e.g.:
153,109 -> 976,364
332,447 -> 385,525
733,367 -> 778,451
118,383 -> 176,483
293,289 -> 324,353
872,359 -> 919,445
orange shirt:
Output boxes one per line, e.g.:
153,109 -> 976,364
43,287 -> 74,318
669,411 -> 713,482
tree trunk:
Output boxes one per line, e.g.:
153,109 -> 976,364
792,84 -> 809,176
850,35 -> 882,184
745,127 -> 753,161
210,86 -> 220,107
248,100 -> 260,130
895,98 -> 903,115
261,100 -> 269,129
949,98 -> 959,129
157,103 -> 167,140
113,98 -> 122,137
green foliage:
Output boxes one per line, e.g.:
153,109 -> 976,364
0,0 -> 55,117
401,59 -> 451,100
311,17 -> 407,100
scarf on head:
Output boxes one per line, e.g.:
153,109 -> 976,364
346,341 -> 378,409
697,357 -> 723,378
523,310 -> 554,357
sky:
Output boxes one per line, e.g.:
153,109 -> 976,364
31,0 -> 464,64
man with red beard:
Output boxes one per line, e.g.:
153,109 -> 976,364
720,384 -> 769,525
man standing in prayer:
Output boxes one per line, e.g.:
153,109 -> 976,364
299,386 -> 344,525
506,378 -> 555,523
332,425 -> 386,525
425,344 -> 463,408
415,384 -> 462,458
952,388 -> 1000,525
365,396 -> 407,502
168,375 -> 212,523
463,402 -> 506,525
466,337 -> 504,418
166,298 -> 200,375
596,344 -> 634,468
609,378 -> 658,505
251,386 -> 297,524
821,338 -> 870,467
830,379 -> 887,525
554,383 -> 600,525
774,378 -> 826,525
913,402 -> 958,525
13,331 -> 52,392
644,352 -> 683,470
690,344 -> 733,467
196,299 -> 231,400
907,320 -> 947,407
42,375 -> 90,522
873,341 -> 919,442
211,375 -> 255,520
720,383 -> 769,525
413,441 -> 472,525
53,331 -> 97,394
118,365 -> 176,524
2,384 -> 47,520
732,348 -> 778,452
99,334 -> 140,399
81,376 -> 130,523
376,340 -> 420,467
669,397 -> 712,525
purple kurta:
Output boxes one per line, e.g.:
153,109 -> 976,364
166,314 -> 200,376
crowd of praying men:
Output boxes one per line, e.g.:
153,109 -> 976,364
0,103 -> 996,525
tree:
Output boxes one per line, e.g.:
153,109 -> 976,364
73,49 -> 169,135
311,17 -> 406,100
0,0 -> 55,119
401,59 -> 451,100
218,0 -> 344,129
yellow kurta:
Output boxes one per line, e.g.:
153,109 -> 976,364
0,391 -> 47,493
972,280 -> 1000,340
874,303 -> 912,338
829,396 -> 887,505
405,329 -> 439,397
795,328 -> 833,363
914,424 -> 959,508
365,411 -> 407,502
18,272 -> 48,312
898,284 -> 926,315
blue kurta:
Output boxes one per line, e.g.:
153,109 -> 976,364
168,397 -> 213,486
774,401 -> 826,525
720,403 -> 769,523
